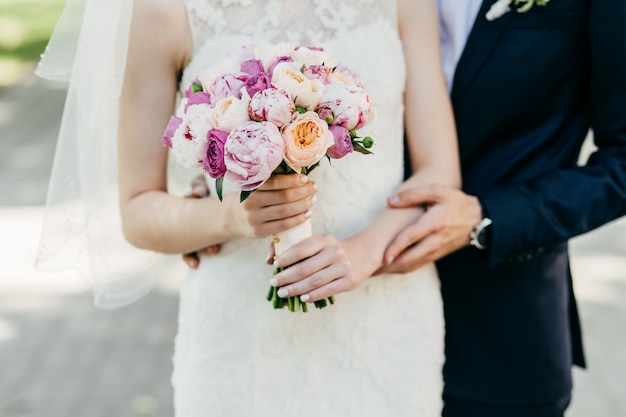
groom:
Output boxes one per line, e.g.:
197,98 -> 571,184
382,0 -> 626,416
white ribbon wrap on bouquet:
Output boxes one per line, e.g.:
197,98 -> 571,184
35,0 -> 162,309
273,218 -> 313,256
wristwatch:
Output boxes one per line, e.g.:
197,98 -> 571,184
470,217 -> 492,250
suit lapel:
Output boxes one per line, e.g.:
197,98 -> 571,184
451,0 -> 514,103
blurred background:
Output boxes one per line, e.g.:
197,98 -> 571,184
0,1 -> 625,416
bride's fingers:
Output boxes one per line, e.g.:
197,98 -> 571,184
247,194 -> 314,224
254,212 -> 312,237
251,183 -> 315,208
273,234 -> 329,272
277,262 -> 348,299
257,173 -> 309,191
299,275 -> 352,303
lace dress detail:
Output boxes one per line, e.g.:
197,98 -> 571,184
185,0 -> 394,51
172,1 -> 444,416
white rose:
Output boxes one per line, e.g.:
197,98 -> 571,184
291,46 -> 338,68
254,43 -> 295,69
209,92 -> 252,132
272,62 -> 325,111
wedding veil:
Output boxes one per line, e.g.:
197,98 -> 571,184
35,0 -> 162,308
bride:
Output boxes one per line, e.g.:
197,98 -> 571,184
39,0 -> 459,415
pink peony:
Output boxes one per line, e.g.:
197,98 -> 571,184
302,65 -> 333,84
162,116 -> 183,148
244,72 -> 272,99
317,82 -> 371,130
204,129 -> 229,178
207,72 -> 249,102
317,107 -> 334,124
185,91 -> 212,112
224,121 -> 285,191
268,56 -> 294,76
326,125 -> 353,159
240,59 -> 265,76
249,88 -> 295,127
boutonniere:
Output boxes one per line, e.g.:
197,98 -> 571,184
486,0 -> 550,21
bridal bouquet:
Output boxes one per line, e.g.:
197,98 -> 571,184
162,43 -> 374,312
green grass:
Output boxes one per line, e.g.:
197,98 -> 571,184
0,0 -> 66,63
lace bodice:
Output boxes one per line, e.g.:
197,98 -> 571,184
184,0 -> 397,51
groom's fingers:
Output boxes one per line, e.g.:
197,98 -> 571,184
382,238 -> 439,274
388,183 -> 447,208
384,214 -> 433,264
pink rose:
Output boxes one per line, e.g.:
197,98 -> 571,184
162,116 -> 183,148
204,129 -> 229,178
224,121 -> 285,191
326,125 -> 353,159
207,72 -> 249,102
281,111 -> 333,173
317,82 -> 371,130
244,72 -> 272,99
249,88 -> 295,127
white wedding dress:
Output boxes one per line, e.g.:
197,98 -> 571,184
172,1 -> 445,416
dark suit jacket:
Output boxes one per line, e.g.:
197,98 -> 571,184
435,0 -> 626,407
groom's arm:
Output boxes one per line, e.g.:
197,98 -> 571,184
381,2 -> 626,271
476,1 -> 626,266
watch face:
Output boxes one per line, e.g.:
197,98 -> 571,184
478,223 -> 492,248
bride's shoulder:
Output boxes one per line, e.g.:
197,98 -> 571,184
130,0 -> 192,69
133,0 -> 188,23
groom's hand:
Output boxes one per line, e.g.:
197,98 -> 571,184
379,184 -> 482,274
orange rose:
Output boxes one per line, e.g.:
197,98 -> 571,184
281,112 -> 333,173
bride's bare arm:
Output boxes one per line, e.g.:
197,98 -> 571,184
398,0 -> 460,191
118,0 -> 314,254
269,0 -> 460,302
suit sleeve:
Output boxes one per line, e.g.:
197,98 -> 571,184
477,1 -> 626,267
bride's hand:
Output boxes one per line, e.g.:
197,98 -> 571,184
232,174 -> 316,239
269,234 -> 370,303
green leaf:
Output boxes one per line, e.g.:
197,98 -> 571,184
305,160 -> 321,174
192,82 -> 203,93
295,105 -> 307,114
216,177 -> 224,201
353,142 -> 373,155
240,190 -> 252,203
